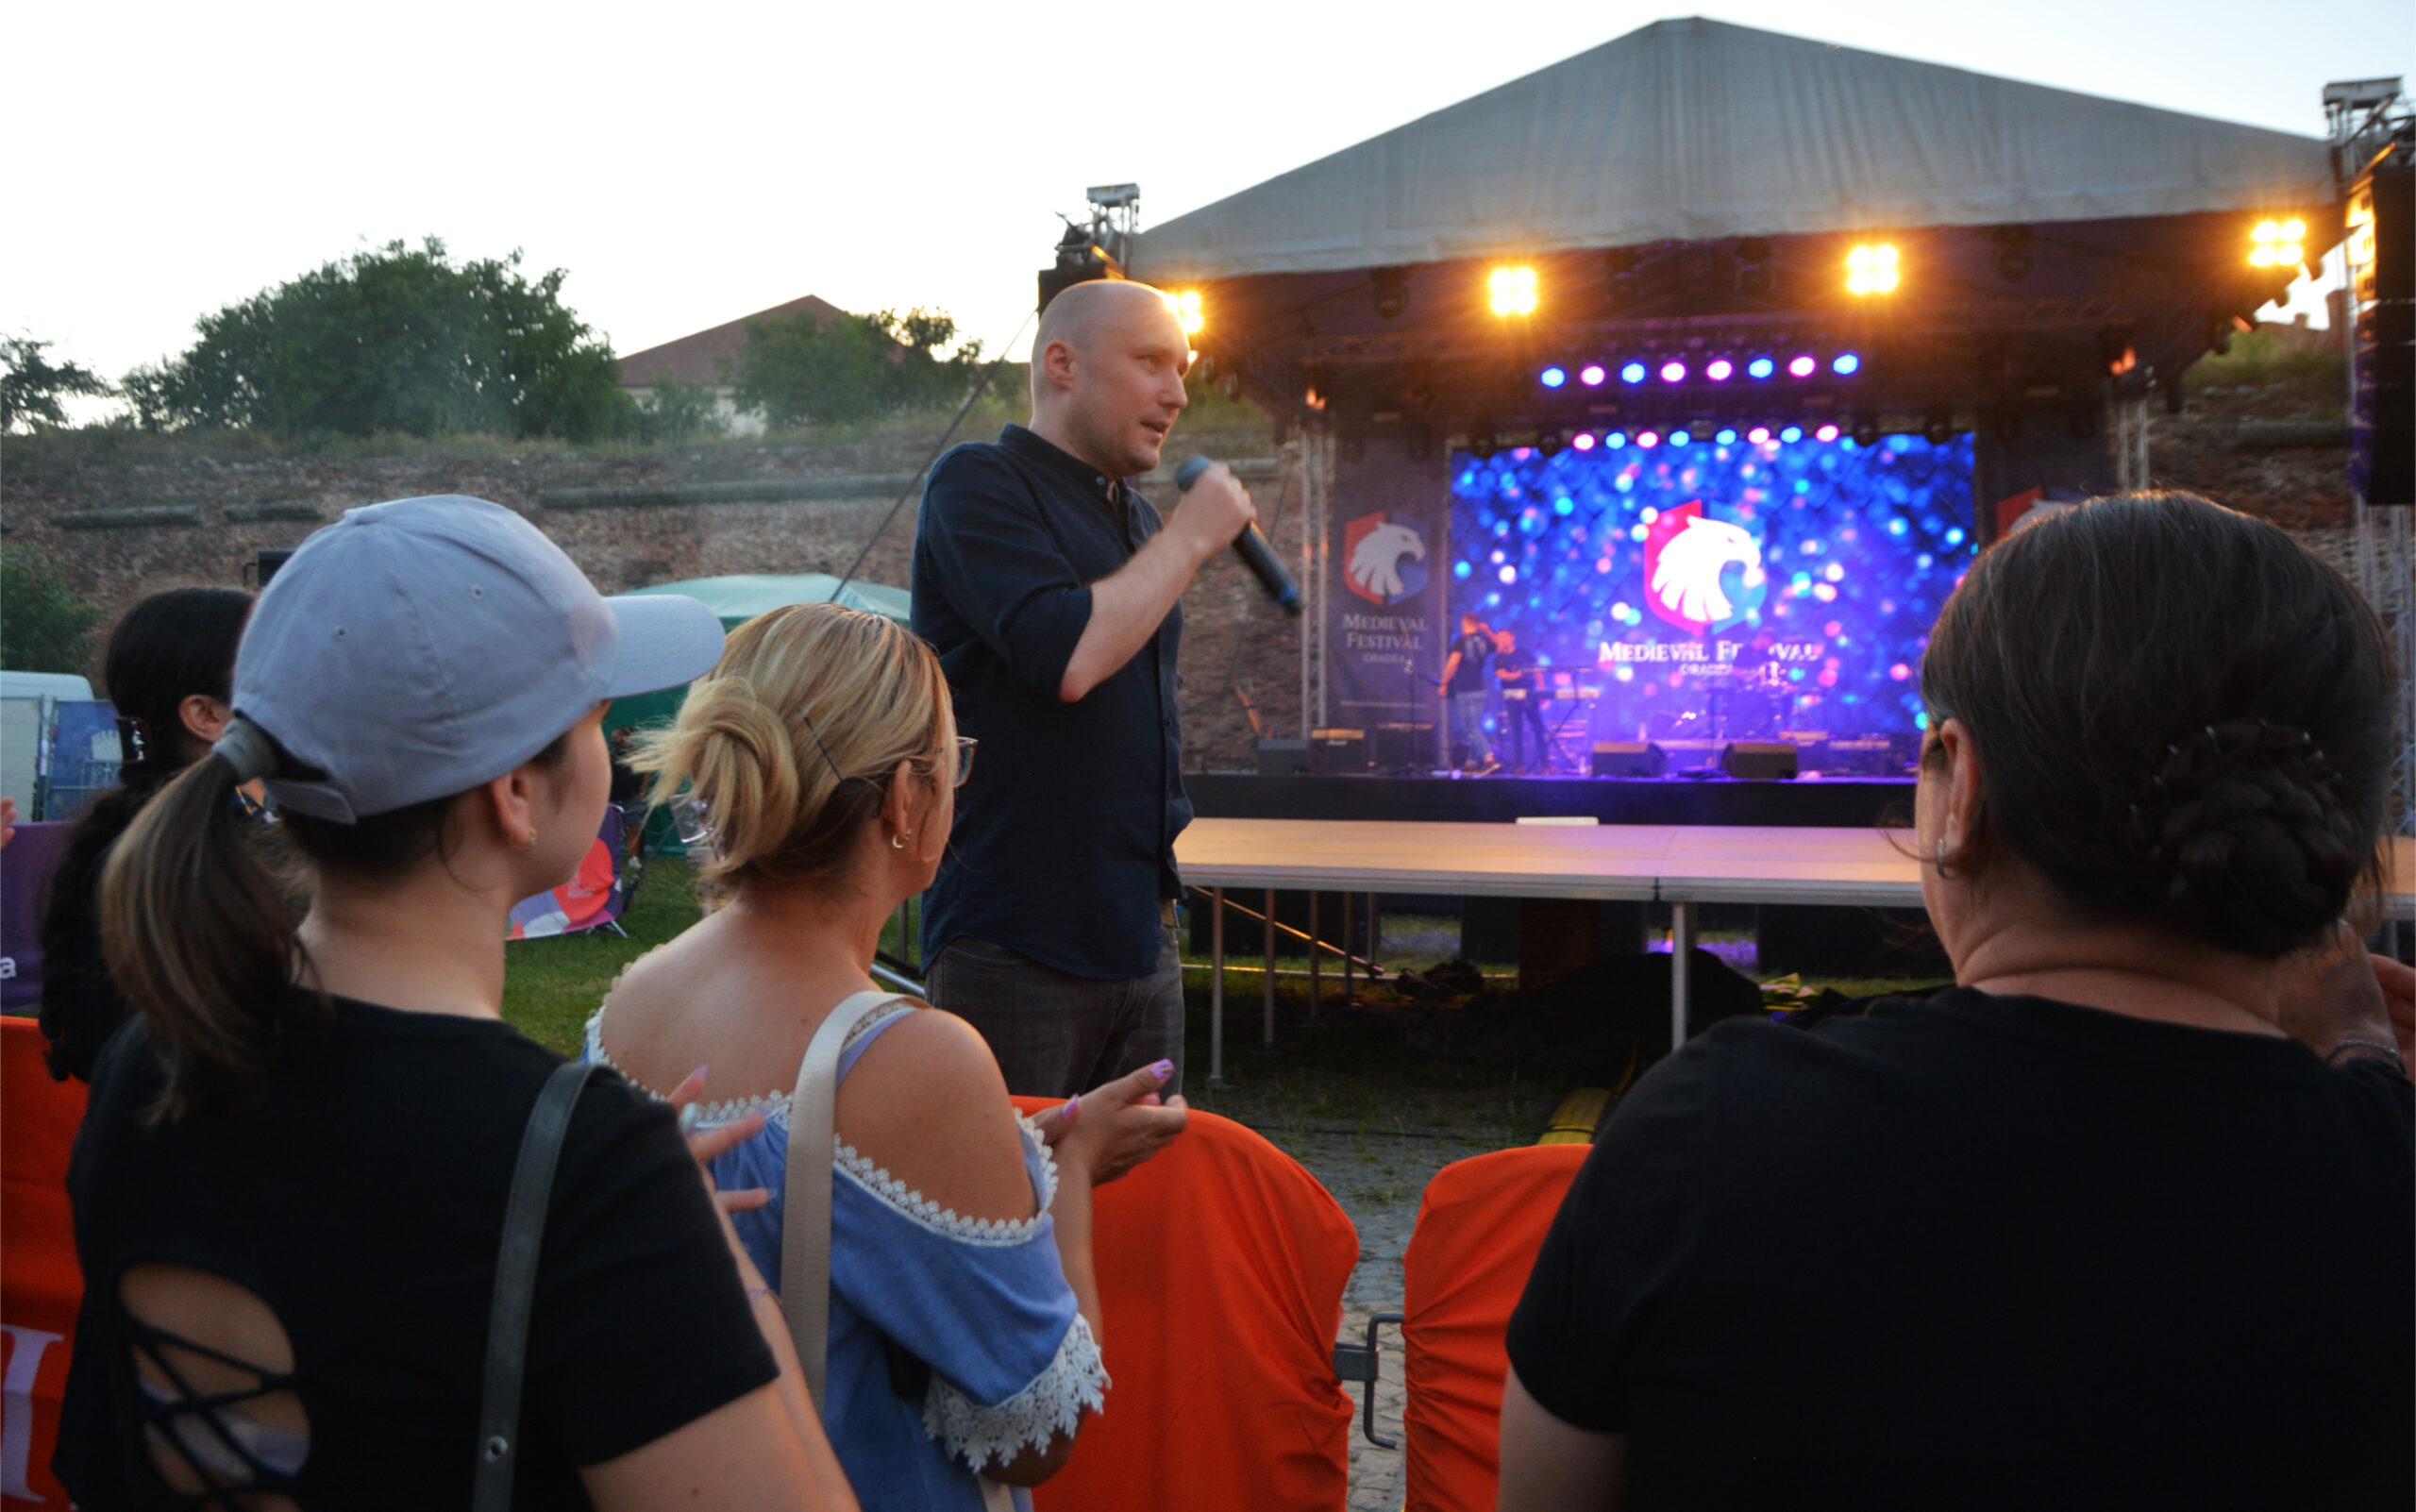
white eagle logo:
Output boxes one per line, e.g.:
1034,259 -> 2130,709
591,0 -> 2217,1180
1349,520 -> 1427,601
1649,515 -> 1763,629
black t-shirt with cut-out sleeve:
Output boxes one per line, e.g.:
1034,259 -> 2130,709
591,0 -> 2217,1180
1506,988 -> 2414,1511
57,991 -> 778,1508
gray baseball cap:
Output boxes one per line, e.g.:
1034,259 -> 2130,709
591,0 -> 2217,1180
224,495 -> 723,823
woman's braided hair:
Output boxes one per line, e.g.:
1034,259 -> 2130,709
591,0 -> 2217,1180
1921,492 -> 2392,959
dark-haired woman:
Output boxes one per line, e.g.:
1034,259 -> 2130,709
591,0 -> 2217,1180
1501,492 -> 2412,1511
40,586 -> 254,1082
57,496 -> 856,1510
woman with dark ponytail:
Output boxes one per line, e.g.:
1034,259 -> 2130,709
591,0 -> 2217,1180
39,586 -> 254,1082
1501,492 -> 2412,1511
57,496 -> 858,1511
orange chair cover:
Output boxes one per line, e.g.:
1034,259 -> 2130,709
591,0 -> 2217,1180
1011,1098 -> 1358,1512
2,1016 -> 89,1507
1401,1143 -> 1589,1512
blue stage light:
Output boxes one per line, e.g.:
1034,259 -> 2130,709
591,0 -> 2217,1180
1780,425 -> 1804,443
1605,431 -> 1628,448
1453,561 -> 1472,579
1832,352 -> 1861,376
1747,357 -> 1775,379
1716,428 -> 1738,444
1619,361 -> 1648,385
1540,365 -> 1568,388
1669,429 -> 1692,445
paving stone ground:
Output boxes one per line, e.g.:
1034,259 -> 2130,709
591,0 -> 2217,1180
1261,1129 -> 1513,1510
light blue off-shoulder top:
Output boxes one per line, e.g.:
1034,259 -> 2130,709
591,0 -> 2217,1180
584,1000 -> 1104,1512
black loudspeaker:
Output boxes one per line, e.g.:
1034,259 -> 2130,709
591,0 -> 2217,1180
2350,152 -> 2412,505
1591,741 -> 1669,778
1720,741 -> 1800,780
1310,729 -> 1368,773
1256,738 -> 1312,777
1370,723 -> 1434,770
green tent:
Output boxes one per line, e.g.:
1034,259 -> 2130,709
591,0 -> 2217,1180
606,573 -> 912,850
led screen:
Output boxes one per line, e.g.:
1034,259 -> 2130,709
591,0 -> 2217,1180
1449,431 -> 1976,753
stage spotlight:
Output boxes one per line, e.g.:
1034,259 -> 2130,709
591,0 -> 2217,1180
1637,430 -> 1661,448
1659,360 -> 1687,383
1605,430 -> 1628,448
1580,362 -> 1607,387
1571,431 -> 1598,451
2248,219 -> 2306,269
1705,358 -> 1735,381
1540,365 -> 1568,389
1992,226 -> 2035,282
1747,426 -> 1771,444
1620,361 -> 1648,385
1817,423 -> 1842,443
1488,265 -> 1538,316
1734,237 -> 1773,295
1715,427 -> 1738,444
1669,428 -> 1692,445
1922,414 -> 1955,445
1787,354 -> 1818,378
1832,352 -> 1862,376
1747,356 -> 1776,379
1780,425 -> 1804,443
1370,267 -> 1409,320
1165,289 -> 1204,336
1846,243 -> 1901,295
1850,417 -> 1880,447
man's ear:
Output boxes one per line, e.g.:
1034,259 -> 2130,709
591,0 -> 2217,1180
1039,336 -> 1080,393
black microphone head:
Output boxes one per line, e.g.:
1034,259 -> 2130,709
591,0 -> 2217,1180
1175,455 -> 1214,492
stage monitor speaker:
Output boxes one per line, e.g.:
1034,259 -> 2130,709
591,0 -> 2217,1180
1310,728 -> 1368,773
1370,723 -> 1434,771
1591,741 -> 1668,778
1720,741 -> 1800,780
1256,737 -> 1313,777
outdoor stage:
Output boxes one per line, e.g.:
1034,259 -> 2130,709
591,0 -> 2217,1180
1187,771 -> 1911,828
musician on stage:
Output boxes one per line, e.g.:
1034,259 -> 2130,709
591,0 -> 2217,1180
1493,628 -> 1548,774
1438,613 -> 1502,774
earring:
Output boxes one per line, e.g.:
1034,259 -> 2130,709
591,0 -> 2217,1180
891,832 -> 910,849
1934,837 -> 1959,881
517,829 -> 539,853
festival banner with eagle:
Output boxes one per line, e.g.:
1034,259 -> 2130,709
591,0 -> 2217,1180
1327,447 -> 1454,743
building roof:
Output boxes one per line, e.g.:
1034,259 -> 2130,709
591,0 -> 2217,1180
616,295 -> 848,389
1131,18 -> 2335,282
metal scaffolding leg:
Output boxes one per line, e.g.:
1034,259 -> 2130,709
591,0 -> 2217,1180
1307,892 -> 1320,1024
1670,900 -> 1697,1049
1340,893 -> 1353,1005
1264,888 -> 1277,1048
1209,888 -> 1227,1088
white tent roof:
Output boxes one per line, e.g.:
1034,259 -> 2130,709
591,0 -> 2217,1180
1132,18 -> 2333,282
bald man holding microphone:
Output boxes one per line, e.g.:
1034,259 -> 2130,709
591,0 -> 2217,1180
912,280 -> 1255,1100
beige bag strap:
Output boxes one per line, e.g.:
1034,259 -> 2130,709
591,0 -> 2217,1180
780,990 -> 915,1415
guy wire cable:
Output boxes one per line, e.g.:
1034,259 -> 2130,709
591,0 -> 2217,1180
831,307 -> 1038,599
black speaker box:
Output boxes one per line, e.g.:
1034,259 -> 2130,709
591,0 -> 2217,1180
1370,723 -> 1434,770
1720,741 -> 1799,780
1591,741 -> 1669,778
1256,738 -> 1312,777
1310,728 -> 1368,773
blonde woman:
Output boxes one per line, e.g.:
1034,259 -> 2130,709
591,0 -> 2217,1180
587,603 -> 1185,1511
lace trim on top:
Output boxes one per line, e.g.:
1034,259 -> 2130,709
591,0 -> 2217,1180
833,1113 -> 1060,1247
922,1311 -> 1107,1473
580,1000 -> 903,1126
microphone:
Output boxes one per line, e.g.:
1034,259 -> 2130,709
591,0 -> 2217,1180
1175,455 -> 1300,615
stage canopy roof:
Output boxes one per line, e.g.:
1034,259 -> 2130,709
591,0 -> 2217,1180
1132,18 -> 2333,282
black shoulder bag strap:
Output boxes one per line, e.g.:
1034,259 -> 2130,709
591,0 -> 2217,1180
473,1059 -> 596,1512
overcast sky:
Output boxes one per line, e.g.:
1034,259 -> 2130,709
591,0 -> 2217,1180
8,0 -> 2408,417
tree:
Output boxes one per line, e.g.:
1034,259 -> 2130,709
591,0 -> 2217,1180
729,307 -> 982,428
0,545 -> 102,673
1,336 -> 114,432
633,372 -> 727,443
126,238 -> 636,441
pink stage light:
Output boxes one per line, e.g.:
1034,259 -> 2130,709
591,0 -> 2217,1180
1659,361 -> 1687,383
1636,429 -> 1661,447
1787,354 -> 1818,378
1815,423 -> 1840,442
1746,426 -> 1771,444
1571,431 -> 1597,450
1705,358 -> 1734,381
1579,363 -> 1607,386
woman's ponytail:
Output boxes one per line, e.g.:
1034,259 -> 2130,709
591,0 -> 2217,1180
98,751 -> 300,1123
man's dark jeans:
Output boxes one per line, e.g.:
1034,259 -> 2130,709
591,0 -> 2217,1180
927,924 -> 1184,1100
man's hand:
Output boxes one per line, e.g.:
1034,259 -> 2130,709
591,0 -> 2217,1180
2273,920 -> 2407,1070
1165,462 -> 1255,563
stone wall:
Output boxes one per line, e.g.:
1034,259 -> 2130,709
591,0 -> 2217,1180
1,424 -> 1308,772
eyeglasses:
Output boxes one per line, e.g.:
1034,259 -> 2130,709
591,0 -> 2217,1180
949,736 -> 977,788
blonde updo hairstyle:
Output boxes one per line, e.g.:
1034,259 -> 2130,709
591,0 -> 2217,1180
633,603 -> 950,892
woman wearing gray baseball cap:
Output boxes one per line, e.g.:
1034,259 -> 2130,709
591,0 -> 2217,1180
56,497 -> 858,1510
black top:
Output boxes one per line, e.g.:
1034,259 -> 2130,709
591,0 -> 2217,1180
912,425 -> 1188,981
59,992 -> 778,1509
1506,988 -> 2415,1510
37,810 -> 126,1083
1446,630 -> 1493,694
1495,647 -> 1538,692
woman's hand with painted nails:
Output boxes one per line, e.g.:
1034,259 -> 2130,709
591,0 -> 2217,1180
1053,1060 -> 1188,1186
667,1065 -> 772,1217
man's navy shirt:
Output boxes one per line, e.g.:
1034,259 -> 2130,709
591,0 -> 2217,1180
911,425 -> 1188,981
